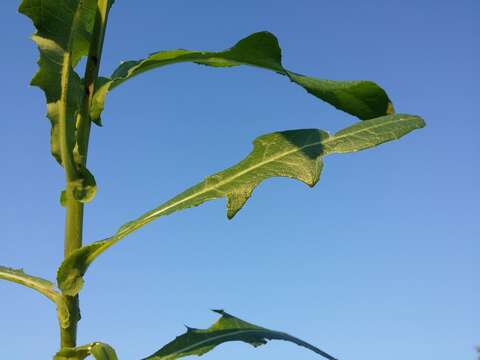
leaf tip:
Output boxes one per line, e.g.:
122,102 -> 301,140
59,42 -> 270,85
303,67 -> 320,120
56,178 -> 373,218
226,209 -> 237,220
212,309 -> 226,316
226,187 -> 254,219
386,100 -> 395,115
185,325 -> 197,333
416,115 -> 427,128
92,117 -> 103,127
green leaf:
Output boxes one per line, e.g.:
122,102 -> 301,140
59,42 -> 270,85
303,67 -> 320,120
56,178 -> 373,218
0,265 -> 70,328
19,0 -> 99,202
142,310 -> 337,360
54,342 -> 118,360
91,31 -> 393,123
90,342 -> 118,360
57,114 -> 424,296
72,165 -> 98,203
19,0 -> 95,165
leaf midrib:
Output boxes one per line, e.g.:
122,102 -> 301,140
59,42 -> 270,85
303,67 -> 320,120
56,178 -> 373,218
85,116 -> 416,266
153,329 -> 263,360
147,328 -> 335,360
149,329 -> 285,360
142,116 -> 408,222
0,269 -> 58,302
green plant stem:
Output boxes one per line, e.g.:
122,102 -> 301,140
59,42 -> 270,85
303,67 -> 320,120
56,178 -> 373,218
59,0 -> 112,352
60,189 -> 83,351
77,0 -> 111,163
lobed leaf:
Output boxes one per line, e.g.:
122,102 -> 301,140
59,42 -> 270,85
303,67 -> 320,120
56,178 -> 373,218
54,342 -> 118,360
142,310 -> 337,360
19,0 -> 102,202
91,31 -> 394,123
19,0 -> 95,165
57,114 -> 425,296
0,265 -> 70,328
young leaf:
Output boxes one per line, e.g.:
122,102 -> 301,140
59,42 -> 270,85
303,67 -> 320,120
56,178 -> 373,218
54,342 -> 118,360
91,32 -> 393,123
0,266 -> 70,328
19,0 -> 99,201
57,114 -> 425,296
142,310 -> 337,360
90,342 -> 118,360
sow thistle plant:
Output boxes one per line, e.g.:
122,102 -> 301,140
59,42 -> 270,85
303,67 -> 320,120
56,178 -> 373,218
1,1 -> 425,359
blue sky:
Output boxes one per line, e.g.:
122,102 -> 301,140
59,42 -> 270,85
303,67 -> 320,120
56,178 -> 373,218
0,0 -> 477,359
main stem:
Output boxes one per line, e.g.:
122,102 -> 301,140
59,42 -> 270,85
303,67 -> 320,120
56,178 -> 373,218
61,196 -> 84,348
60,0 -> 111,350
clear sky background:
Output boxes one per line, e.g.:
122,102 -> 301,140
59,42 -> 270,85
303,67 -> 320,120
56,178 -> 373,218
0,1 -> 477,359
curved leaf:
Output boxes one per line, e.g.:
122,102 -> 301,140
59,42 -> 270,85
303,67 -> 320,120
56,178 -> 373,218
54,342 -> 118,360
19,0 -> 99,201
19,0 -> 95,165
90,342 -> 118,360
91,31 -> 394,123
143,310 -> 337,360
0,266 -> 69,328
57,114 -> 424,296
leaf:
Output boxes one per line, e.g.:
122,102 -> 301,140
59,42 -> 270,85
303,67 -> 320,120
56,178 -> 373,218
90,342 -> 118,360
19,0 -> 95,165
91,31 -> 393,123
19,0 -> 99,202
72,165 -> 98,203
57,114 -> 425,296
0,266 -> 70,328
54,342 -> 118,360
142,310 -> 337,360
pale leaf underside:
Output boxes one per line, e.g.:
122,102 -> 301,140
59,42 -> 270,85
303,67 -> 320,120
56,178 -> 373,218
57,114 -> 425,296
